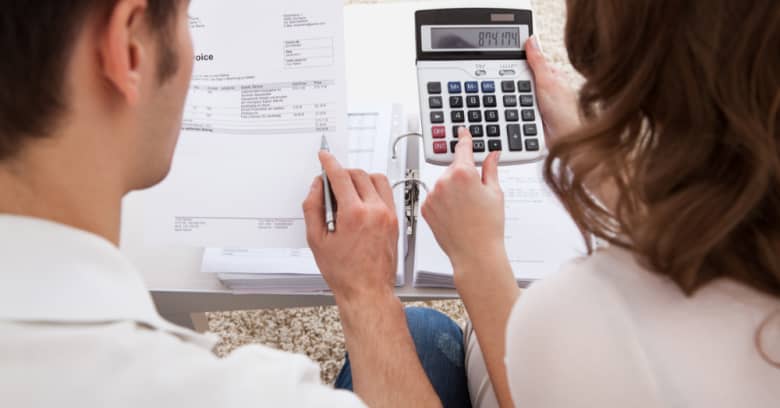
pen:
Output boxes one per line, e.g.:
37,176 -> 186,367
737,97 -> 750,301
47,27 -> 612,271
320,135 -> 336,232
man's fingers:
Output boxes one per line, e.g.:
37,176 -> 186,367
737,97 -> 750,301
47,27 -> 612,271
454,127 -> 475,166
482,151 -> 501,187
319,151 -> 359,205
302,176 -> 326,241
349,169 -> 379,202
370,173 -> 396,211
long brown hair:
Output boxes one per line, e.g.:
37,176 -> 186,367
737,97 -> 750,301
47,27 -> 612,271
545,0 -> 780,296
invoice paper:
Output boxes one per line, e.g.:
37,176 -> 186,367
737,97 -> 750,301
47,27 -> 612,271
137,0 -> 348,248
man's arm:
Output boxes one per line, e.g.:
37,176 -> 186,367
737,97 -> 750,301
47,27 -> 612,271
302,154 -> 441,408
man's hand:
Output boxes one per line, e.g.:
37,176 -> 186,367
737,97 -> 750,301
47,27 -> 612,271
526,35 -> 581,147
422,128 -> 506,282
302,151 -> 399,307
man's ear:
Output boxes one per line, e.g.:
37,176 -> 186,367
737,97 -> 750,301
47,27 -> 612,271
99,0 -> 148,106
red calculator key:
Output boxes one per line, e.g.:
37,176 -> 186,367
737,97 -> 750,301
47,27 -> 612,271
431,126 -> 446,139
433,141 -> 447,154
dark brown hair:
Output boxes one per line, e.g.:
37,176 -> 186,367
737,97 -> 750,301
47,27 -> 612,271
545,0 -> 780,296
0,1 -> 180,160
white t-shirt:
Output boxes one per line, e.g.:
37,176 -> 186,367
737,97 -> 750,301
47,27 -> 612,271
0,215 -> 365,407
505,246 -> 780,408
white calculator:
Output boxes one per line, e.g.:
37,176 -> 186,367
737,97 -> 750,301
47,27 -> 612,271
415,8 -> 546,165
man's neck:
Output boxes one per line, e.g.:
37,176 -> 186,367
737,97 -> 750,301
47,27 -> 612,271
0,141 -> 125,246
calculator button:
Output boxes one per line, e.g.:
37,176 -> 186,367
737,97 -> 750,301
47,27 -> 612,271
450,141 -> 459,153
431,126 -> 446,139
499,69 -> 516,76
485,110 -> 499,122
520,95 -> 534,107
430,111 -> 444,124
469,125 -> 484,137
464,81 -> 479,93
453,126 -> 464,138
451,111 -> 465,123
523,124 -> 538,136
466,95 -> 480,108
481,81 -> 496,93
475,69 -> 487,77
501,80 -> 516,93
486,125 -> 500,137
427,82 -> 442,94
433,141 -> 447,154
429,96 -> 443,109
521,109 -> 535,121
483,95 -> 497,107
473,140 -> 486,152
488,140 -> 502,151
525,138 -> 540,151
503,95 -> 517,107
468,110 -> 482,123
518,80 -> 532,93
505,109 -> 520,122
507,125 -> 523,151
450,96 -> 463,108
448,82 -> 462,93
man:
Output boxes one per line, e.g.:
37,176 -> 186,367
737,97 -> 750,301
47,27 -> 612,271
0,1 -> 465,406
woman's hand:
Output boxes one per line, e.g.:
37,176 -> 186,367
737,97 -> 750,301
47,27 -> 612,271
421,128 -> 506,282
526,36 -> 581,147
302,152 -> 399,307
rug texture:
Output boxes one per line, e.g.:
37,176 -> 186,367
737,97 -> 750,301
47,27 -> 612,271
207,0 -> 576,385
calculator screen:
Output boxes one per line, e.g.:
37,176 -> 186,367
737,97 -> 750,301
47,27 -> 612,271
427,25 -> 529,51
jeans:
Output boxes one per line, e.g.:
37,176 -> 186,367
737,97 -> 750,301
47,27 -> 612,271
334,307 -> 471,408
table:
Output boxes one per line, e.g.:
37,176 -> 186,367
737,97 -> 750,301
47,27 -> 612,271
120,2 -> 477,330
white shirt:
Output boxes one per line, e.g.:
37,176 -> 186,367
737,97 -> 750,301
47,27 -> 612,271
505,246 -> 780,408
0,215 -> 365,407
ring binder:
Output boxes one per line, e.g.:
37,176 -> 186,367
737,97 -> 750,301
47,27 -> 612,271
391,132 -> 427,236
391,132 -> 423,160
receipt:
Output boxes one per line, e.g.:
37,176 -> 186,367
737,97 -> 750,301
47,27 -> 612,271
137,0 -> 347,248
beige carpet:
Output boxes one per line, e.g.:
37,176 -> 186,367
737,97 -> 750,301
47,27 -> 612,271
207,0 -> 576,385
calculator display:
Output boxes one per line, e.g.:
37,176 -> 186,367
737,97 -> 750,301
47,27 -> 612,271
430,26 -> 527,50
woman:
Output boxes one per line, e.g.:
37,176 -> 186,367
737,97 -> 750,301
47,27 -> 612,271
422,0 -> 780,406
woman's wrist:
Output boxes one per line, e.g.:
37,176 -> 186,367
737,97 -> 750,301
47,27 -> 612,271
451,242 -> 515,290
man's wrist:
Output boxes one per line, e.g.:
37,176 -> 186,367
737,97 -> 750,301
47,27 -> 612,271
336,287 -> 405,335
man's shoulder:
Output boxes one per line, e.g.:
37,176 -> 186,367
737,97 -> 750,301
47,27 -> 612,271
0,320 -> 365,407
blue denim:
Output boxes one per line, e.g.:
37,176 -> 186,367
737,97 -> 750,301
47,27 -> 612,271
334,307 -> 471,408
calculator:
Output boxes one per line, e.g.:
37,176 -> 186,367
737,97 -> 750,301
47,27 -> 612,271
415,8 -> 545,166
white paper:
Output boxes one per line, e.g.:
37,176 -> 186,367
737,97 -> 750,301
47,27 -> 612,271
414,161 -> 585,286
137,0 -> 347,248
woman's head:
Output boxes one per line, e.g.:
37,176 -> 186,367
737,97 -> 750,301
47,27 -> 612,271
546,0 -> 780,295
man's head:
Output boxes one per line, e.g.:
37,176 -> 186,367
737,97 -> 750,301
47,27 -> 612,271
0,0 -> 192,191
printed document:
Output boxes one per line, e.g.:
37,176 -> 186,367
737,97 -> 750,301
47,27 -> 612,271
137,0 -> 347,248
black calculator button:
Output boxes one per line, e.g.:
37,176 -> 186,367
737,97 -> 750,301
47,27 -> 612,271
427,82 -> 442,94
521,109 -> 535,121
486,124 -> 500,137
525,138 -> 540,151
503,95 -> 517,107
429,96 -> 443,109
488,140 -> 502,151
483,95 -> 497,107
450,140 -> 459,153
468,110 -> 482,123
505,109 -> 520,122
430,111 -> 444,124
481,81 -> 496,93
485,110 -> 499,122
453,126 -> 464,138
449,96 -> 463,108
469,125 -> 484,137
451,111 -> 465,123
523,124 -> 538,136
501,80 -> 516,93
466,95 -> 480,108
520,95 -> 534,107
507,125 -> 523,151
465,81 -> 479,93
448,82 -> 462,93
517,80 -> 532,93
473,140 -> 486,152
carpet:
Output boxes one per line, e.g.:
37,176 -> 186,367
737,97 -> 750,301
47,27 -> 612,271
206,0 -> 575,385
